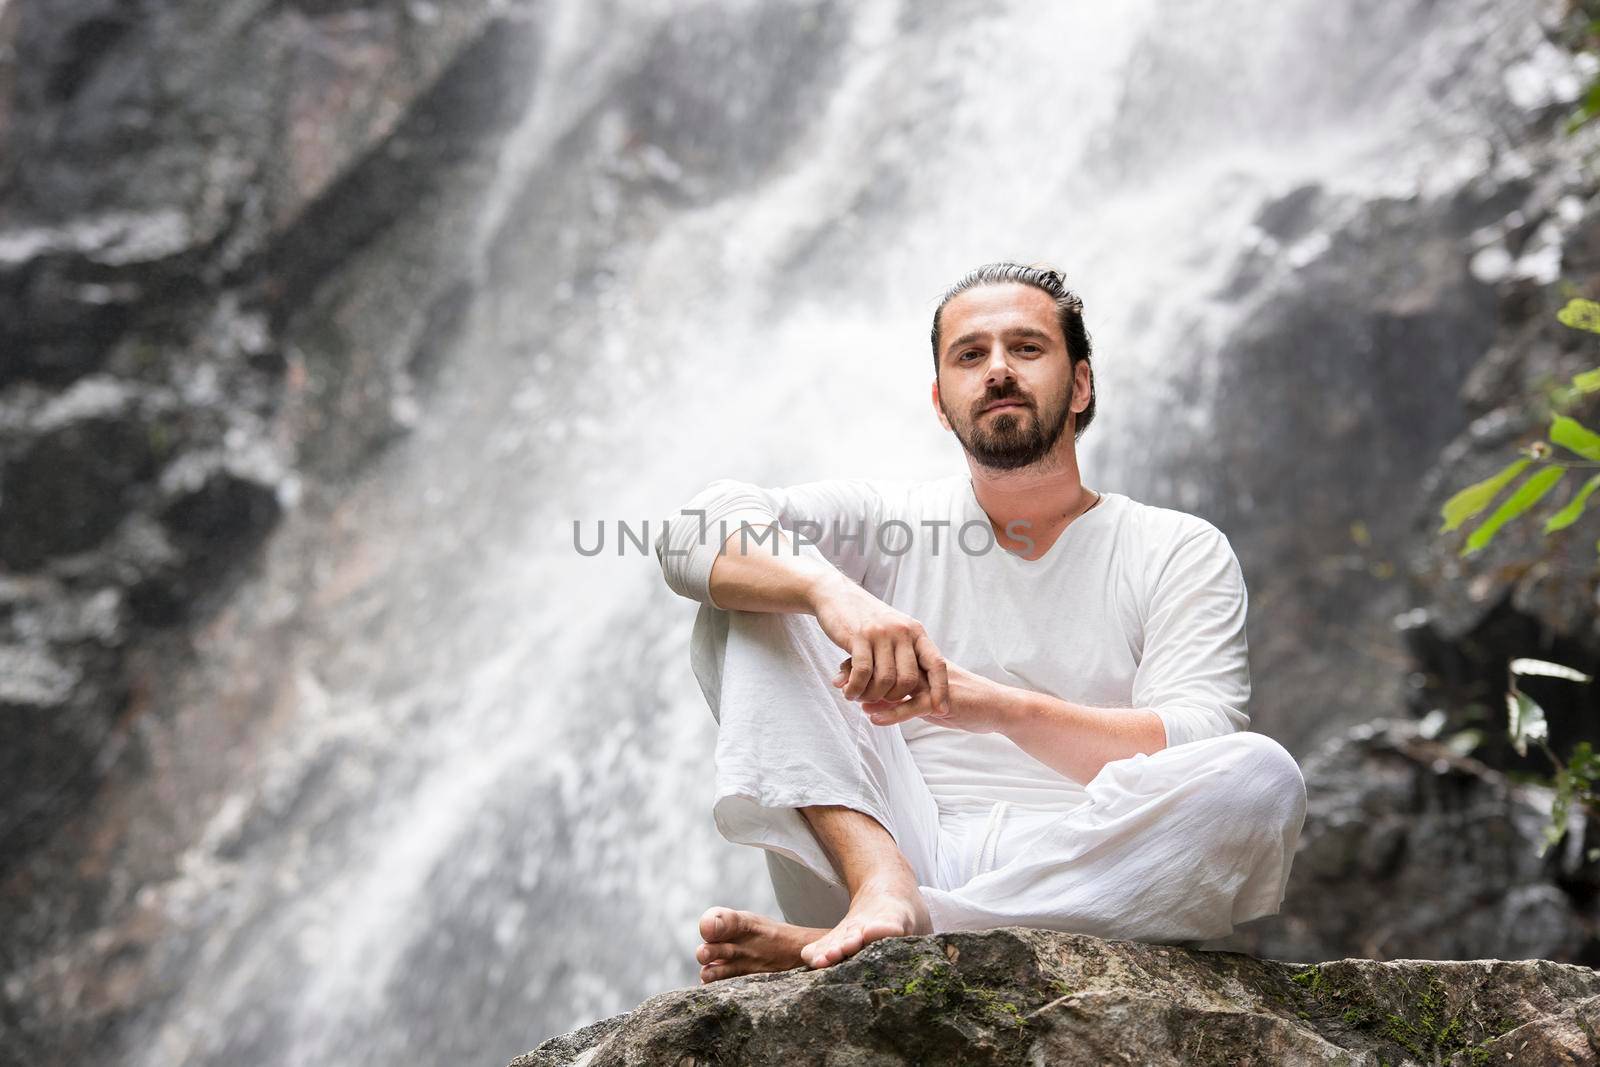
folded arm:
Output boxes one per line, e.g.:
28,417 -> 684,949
994,692 -> 1167,784
655,477 -> 952,711
860,662 -> 1166,783
1006,523 -> 1251,779
858,521 -> 1251,782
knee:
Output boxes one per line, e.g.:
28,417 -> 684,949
729,609 -> 844,678
1213,731 -> 1307,832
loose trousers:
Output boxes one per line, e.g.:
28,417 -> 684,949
692,605 -> 1309,942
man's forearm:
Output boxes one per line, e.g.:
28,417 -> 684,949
706,523 -> 849,614
995,688 -> 1168,785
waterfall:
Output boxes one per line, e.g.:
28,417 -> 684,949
98,0 -> 1568,1062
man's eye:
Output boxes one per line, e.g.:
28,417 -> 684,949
1018,344 -> 1041,353
958,351 -> 979,361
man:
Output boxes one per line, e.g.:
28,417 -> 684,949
654,262 -> 1307,985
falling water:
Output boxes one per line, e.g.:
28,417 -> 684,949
86,0 -> 1575,1062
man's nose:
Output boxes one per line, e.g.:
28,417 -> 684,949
983,344 -> 1016,384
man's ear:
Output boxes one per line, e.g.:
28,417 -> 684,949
931,379 -> 953,431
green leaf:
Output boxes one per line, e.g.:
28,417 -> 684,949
1571,82 -> 1600,134
1545,473 -> 1600,533
1544,744 -> 1596,858
1506,690 -> 1548,757
1552,415 -> 1600,462
1574,367 -> 1600,394
1438,457 -> 1531,533
1558,298 -> 1600,333
1462,467 -> 1567,555
1442,728 -> 1483,758
1509,658 -> 1594,683
1572,740 -> 1600,782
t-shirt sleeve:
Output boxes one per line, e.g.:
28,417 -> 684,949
1130,523 -> 1252,748
654,477 -> 889,609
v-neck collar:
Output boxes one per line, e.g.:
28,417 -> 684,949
962,477 -> 1118,567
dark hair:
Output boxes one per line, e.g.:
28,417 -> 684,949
930,262 -> 1096,441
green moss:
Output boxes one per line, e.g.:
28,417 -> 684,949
892,958 -> 1030,1032
1290,966 -> 1323,995
1289,963 -> 1519,1063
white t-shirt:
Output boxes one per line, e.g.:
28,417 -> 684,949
655,474 -> 1251,818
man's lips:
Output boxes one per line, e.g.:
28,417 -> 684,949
981,399 -> 1029,414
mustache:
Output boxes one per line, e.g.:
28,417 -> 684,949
976,387 -> 1033,414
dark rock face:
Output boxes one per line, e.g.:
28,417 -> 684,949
1096,0 -> 1600,760
0,376 -> 165,567
509,926 -> 1600,1066
1121,176 -> 1525,755
1399,240 -> 1600,776
618,1 -> 848,204
0,0 -> 538,869
1210,718 -> 1599,967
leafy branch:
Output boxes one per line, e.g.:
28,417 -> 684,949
1505,658 -> 1597,858
1436,298 -> 1600,557
1434,298 -> 1600,862
1562,5 -> 1600,133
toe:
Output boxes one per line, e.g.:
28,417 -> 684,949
859,915 -> 908,941
802,936 -> 838,969
696,942 -> 737,965
699,906 -> 736,943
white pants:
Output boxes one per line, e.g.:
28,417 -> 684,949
692,606 -> 1309,942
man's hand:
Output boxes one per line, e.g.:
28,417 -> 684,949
808,573 -> 950,715
840,660 -> 1016,735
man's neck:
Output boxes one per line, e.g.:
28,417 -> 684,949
966,448 -> 1096,553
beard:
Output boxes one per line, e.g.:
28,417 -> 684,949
943,380 -> 1076,471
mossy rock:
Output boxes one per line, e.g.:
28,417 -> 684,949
511,928 -> 1600,1066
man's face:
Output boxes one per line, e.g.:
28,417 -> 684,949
931,283 -> 1088,471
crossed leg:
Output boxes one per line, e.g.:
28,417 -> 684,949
687,605 -> 948,983
685,604 -> 1309,983
696,803 -> 932,982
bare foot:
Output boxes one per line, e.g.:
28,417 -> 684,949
695,879 -> 932,983
695,906 -> 829,984
800,876 -> 932,970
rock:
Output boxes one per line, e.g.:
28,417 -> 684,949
508,927 -> 1600,1067
135,447 -> 288,622
0,374 -> 173,569
1471,994 -> 1600,1066
0,642 -> 81,710
1216,718 -> 1596,966
1117,172 -> 1521,754
1388,100 -> 1600,789
0,0 -> 533,880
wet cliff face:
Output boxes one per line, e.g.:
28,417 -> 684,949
1212,717 -> 1600,967
4,1 -> 1600,1065
0,3 -> 547,1059
0,0 -> 536,860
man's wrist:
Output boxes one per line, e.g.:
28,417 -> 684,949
801,565 -> 852,615
993,684 -> 1038,736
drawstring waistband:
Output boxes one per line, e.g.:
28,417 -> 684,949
970,800 -> 1011,883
